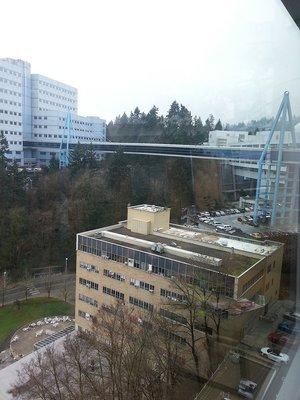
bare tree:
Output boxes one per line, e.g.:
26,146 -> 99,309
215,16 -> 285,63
162,276 -> 210,381
164,255 -> 234,379
60,274 -> 69,303
22,267 -> 32,301
10,303 -> 186,400
44,265 -> 52,298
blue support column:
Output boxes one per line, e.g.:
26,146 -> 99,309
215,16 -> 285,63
271,106 -> 287,225
59,112 -> 76,168
253,93 -> 287,223
253,91 -> 295,226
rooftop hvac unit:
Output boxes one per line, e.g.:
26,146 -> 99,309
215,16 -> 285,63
151,243 -> 165,254
218,239 -> 228,247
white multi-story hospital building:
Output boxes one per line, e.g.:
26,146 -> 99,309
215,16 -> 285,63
0,58 -> 106,166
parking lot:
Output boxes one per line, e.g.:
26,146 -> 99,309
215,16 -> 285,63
194,207 -> 271,237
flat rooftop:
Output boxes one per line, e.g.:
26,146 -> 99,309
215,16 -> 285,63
78,223 -> 282,277
129,204 -> 167,213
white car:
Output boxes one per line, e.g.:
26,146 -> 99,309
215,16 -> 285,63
261,347 -> 289,363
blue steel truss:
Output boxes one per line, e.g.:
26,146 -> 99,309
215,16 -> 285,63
59,112 -> 77,168
253,91 -> 296,226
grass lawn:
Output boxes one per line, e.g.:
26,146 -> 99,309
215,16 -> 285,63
0,297 -> 74,346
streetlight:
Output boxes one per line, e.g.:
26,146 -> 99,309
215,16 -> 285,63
63,258 -> 69,302
1,271 -> 7,307
65,257 -> 68,274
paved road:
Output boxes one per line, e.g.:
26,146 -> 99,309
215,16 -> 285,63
2,273 -> 76,305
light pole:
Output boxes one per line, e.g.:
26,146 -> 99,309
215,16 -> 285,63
1,271 -> 7,307
65,257 -> 68,274
63,257 -> 68,302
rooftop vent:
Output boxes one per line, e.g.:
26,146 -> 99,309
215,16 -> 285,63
151,243 -> 165,254
218,238 -> 228,247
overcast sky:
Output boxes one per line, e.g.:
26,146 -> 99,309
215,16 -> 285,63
1,0 -> 300,123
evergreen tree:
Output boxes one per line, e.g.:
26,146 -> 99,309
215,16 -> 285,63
130,107 -> 141,125
167,101 -> 180,119
145,106 -> 159,128
69,143 -> 87,174
0,132 -> 8,167
49,155 -> 59,171
193,117 -> 206,144
119,113 -> 129,126
215,119 -> 223,130
204,114 -> 215,132
85,144 -> 98,169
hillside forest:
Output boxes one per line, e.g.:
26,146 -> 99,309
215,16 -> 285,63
0,101 -> 281,279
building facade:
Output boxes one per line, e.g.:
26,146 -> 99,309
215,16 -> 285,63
75,204 -> 283,340
0,58 -> 106,167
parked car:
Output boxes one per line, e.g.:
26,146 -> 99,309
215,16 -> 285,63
250,232 -> 262,239
223,224 -> 232,231
237,217 -> 243,222
220,211 -> 226,216
260,347 -> 289,363
237,379 -> 257,399
228,229 -> 236,235
268,331 -> 294,346
215,211 -> 221,216
277,321 -> 300,335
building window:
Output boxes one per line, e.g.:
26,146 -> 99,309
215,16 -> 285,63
129,296 -> 154,312
130,279 -> 154,293
103,286 -> 124,301
78,310 -> 93,320
160,288 -> 187,302
79,261 -> 99,273
79,277 -> 98,291
159,308 -> 187,325
103,269 -> 125,282
78,293 -> 98,307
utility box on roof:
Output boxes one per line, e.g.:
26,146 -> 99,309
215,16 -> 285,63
131,219 -> 151,235
127,204 -> 170,234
